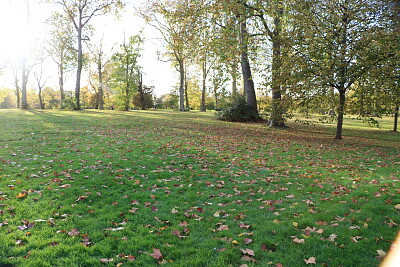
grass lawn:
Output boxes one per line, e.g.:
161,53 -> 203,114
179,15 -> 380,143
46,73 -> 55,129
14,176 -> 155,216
0,109 -> 399,266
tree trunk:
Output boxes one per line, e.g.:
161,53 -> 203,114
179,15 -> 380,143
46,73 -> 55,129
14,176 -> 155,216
200,61 -> 206,112
21,60 -> 29,109
14,77 -> 21,109
268,7 -> 285,127
394,105 -> 399,132
334,3 -> 349,139
38,88 -> 44,109
239,21 -> 258,113
98,57 -> 104,110
178,59 -> 185,111
138,71 -> 145,110
59,63 -> 65,102
184,65 -> 189,110
335,90 -> 346,139
213,79 -> 219,109
231,68 -> 238,97
75,27 -> 83,110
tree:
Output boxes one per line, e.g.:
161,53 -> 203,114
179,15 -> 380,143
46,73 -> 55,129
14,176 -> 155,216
294,0 -> 397,139
54,0 -> 123,110
144,0 -> 199,111
110,35 -> 142,111
46,11 -> 76,104
133,84 -> 154,110
236,0 -> 288,127
88,39 -> 111,110
33,65 -> 47,109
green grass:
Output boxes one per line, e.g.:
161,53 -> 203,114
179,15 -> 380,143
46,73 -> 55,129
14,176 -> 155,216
0,109 -> 399,266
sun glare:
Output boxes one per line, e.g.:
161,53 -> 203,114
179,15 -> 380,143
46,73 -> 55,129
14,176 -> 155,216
0,1 -> 37,64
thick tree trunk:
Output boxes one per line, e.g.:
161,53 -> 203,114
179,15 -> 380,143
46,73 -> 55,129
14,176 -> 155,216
335,90 -> 346,139
200,61 -> 206,112
269,39 -> 285,127
240,21 -> 257,113
75,27 -> 83,110
394,105 -> 399,132
268,8 -> 285,127
178,59 -> 185,111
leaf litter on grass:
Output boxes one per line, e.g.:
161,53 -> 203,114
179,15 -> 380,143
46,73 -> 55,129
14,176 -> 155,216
0,109 -> 398,266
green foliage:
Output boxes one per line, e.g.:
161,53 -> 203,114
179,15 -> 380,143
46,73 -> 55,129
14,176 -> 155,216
216,95 -> 260,122
110,35 -> 142,111
61,97 -> 77,110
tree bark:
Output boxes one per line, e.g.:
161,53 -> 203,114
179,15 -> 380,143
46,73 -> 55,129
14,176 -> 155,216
75,26 -> 83,110
239,21 -> 257,113
138,71 -> 145,110
394,105 -> 399,132
268,6 -> 285,127
21,60 -> 29,110
98,57 -> 104,110
14,76 -> 20,109
178,59 -> 185,111
335,90 -> 346,139
59,63 -> 65,102
200,61 -> 206,112
231,68 -> 238,97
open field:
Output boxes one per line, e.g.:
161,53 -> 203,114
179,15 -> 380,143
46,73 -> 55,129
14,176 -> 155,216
0,109 -> 399,266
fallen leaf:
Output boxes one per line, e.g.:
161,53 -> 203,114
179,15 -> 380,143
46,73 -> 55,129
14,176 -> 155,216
149,248 -> 163,260
328,234 -> 337,242
127,255 -> 136,261
293,237 -> 305,244
171,208 -> 179,214
243,238 -> 253,244
241,255 -> 256,262
68,229 -> 80,237
241,248 -> 255,256
304,257 -> 316,264
377,250 -> 386,258
100,258 -> 114,263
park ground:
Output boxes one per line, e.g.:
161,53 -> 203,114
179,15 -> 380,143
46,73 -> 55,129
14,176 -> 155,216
0,109 -> 399,266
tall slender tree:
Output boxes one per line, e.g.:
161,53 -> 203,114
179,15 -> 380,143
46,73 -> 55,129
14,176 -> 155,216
46,11 -> 76,104
54,0 -> 122,110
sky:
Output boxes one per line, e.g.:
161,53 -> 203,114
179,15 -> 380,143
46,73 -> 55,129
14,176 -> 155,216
0,0 -> 177,97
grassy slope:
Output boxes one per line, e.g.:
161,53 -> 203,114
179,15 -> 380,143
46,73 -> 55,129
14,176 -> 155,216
0,109 -> 399,267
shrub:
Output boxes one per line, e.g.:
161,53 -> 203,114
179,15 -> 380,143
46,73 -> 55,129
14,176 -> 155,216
216,96 -> 261,122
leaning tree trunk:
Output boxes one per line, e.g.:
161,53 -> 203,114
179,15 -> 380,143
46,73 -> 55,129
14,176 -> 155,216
239,21 -> 257,113
335,89 -> 346,140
